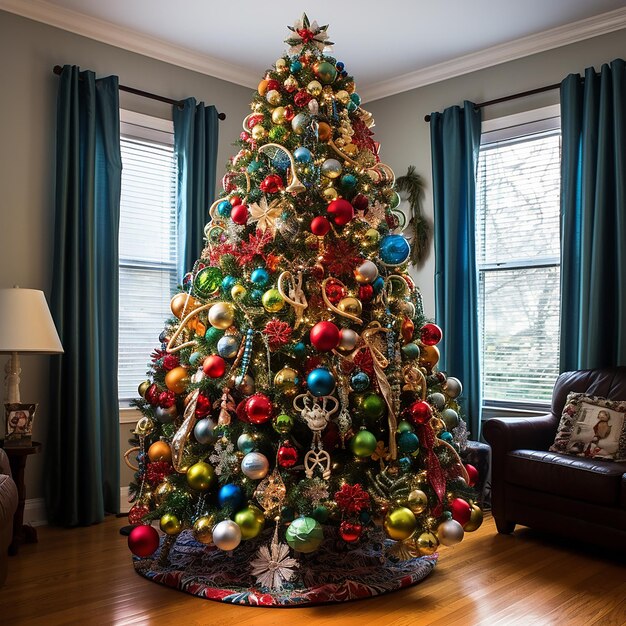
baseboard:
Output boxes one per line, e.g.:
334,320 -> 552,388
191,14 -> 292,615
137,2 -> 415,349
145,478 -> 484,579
119,486 -> 130,514
24,497 -> 47,527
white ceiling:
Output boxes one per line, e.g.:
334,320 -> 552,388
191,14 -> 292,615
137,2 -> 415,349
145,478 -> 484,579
2,0 -> 626,101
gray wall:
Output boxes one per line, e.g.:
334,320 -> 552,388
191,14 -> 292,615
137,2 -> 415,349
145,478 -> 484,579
367,28 -> 626,319
0,8 -> 624,511
0,10 -> 252,505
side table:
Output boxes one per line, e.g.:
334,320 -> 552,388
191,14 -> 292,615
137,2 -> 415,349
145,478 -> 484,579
0,440 -> 41,555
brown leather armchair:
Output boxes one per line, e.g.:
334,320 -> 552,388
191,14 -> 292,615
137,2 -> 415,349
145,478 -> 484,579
483,367 -> 626,550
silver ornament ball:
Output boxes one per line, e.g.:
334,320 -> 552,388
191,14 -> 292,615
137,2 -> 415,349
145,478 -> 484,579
241,452 -> 270,480
437,519 -> 465,546
154,405 -> 177,424
193,417 -> 217,444
355,260 -> 379,284
443,377 -> 463,399
212,520 -> 242,551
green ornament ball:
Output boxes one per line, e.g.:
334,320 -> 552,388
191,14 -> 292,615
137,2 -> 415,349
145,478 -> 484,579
237,432 -> 256,454
194,266 -> 223,298
350,429 -> 378,458
205,326 -> 225,344
186,461 -> 215,491
234,505 -> 265,540
262,288 -> 284,313
311,505 -> 329,523
188,351 -> 203,367
361,393 -> 386,420
401,343 -> 420,360
314,61 -> 338,84
273,413 -> 294,435
285,517 -> 324,553
397,419 -> 414,434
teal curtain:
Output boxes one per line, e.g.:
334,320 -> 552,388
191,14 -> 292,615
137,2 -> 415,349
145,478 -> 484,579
560,59 -> 626,371
46,66 -> 122,526
174,98 -> 219,280
430,101 -> 482,439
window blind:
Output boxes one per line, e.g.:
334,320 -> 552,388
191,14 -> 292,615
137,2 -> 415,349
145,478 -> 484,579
118,132 -> 177,403
476,129 -> 561,403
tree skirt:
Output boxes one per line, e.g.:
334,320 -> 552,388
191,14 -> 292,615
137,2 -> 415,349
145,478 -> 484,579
133,528 -> 437,607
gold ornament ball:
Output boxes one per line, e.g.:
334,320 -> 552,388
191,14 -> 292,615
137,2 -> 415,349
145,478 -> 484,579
186,461 -> 216,491
274,367 -> 300,397
192,515 -> 215,544
271,106 -> 287,125
416,531 -> 439,555
338,297 -> 362,317
209,302 -> 235,329
406,489 -> 429,514
418,344 -> 440,372
154,480 -> 174,505
261,289 -> 284,313
165,366 -> 189,394
275,58 -> 287,72
170,293 -> 201,319
335,90 -> 350,105
138,380 -> 151,397
363,228 -> 381,248
284,75 -> 299,92
384,506 -> 418,541
231,284 -> 247,300
160,513 -> 182,535
464,504 -> 484,532
257,79 -> 269,96
147,440 -> 172,463
306,80 -> 323,97
321,158 -> 342,179
251,124 -> 267,141
234,505 -> 265,540
323,187 -> 338,202
317,122 -> 332,142
266,89 -> 282,105
343,143 -> 359,156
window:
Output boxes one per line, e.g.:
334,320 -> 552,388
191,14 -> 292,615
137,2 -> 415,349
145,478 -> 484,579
118,111 -> 178,404
476,106 -> 561,405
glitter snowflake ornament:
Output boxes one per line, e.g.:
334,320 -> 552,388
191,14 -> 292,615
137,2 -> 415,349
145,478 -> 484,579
250,540 -> 299,590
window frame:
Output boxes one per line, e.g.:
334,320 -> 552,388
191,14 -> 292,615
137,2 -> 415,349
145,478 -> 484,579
477,105 -> 561,416
118,109 -> 177,419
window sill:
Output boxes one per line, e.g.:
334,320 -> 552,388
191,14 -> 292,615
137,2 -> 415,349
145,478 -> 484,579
482,402 -> 551,421
119,406 -> 143,424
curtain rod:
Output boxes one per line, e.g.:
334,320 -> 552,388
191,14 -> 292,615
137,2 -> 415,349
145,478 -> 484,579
423,82 -> 560,122
53,65 -> 226,120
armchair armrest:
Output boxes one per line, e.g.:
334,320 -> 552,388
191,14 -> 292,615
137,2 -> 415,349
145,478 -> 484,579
483,413 -> 558,454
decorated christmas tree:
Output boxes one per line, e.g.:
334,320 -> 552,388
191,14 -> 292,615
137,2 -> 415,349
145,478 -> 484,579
126,15 -> 482,604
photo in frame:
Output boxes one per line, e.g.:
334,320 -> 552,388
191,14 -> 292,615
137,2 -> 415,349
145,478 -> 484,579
4,402 -> 37,447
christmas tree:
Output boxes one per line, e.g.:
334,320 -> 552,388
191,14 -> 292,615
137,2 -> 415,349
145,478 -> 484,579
126,15 -> 482,601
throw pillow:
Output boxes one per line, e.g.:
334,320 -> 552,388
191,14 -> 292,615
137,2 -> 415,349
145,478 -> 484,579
550,392 -> 626,461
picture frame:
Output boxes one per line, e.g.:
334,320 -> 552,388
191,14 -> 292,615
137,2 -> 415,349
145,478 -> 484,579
4,402 -> 37,447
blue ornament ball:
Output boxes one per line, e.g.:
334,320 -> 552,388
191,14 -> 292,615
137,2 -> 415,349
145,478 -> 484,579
380,234 -> 411,265
341,174 -> 358,190
350,92 -> 361,106
250,267 -> 269,286
290,60 -> 302,73
237,433 -> 256,454
221,275 -> 236,291
247,159 -> 262,173
347,101 -> 357,113
189,351 -> 203,367
372,276 -> 385,294
292,342 -> 306,358
307,368 -> 335,397
250,288 -> 264,303
350,371 -> 370,392
217,335 -> 240,359
218,484 -> 244,510
398,431 -> 420,454
194,417 -> 217,444
294,147 -> 313,163
336,61 -> 345,71
440,430 -> 454,443
217,200 -> 232,218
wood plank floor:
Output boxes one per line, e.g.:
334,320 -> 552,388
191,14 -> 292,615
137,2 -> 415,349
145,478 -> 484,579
0,514 -> 625,626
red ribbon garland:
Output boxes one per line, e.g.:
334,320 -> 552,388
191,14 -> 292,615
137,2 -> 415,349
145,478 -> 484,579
415,422 -> 445,516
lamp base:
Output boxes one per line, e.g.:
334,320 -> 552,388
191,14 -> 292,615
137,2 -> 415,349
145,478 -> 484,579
4,352 -> 21,404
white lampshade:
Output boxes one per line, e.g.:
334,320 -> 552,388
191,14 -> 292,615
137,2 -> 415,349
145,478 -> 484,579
0,287 -> 63,354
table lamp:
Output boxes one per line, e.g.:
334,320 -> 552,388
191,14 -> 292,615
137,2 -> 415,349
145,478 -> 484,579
0,287 -> 64,405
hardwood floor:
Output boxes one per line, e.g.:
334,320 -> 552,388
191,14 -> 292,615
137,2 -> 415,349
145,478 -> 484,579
0,514 -> 624,625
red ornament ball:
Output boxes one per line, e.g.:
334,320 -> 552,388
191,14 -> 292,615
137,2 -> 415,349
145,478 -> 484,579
260,174 -> 284,194
266,79 -> 280,92
352,194 -> 369,212
158,390 -> 176,408
409,400 -> 432,425
310,216 -> 331,237
327,199 -> 354,226
231,204 -> 249,225
127,504 -> 149,526
230,195 -> 242,207
358,284 -> 374,302
465,463 -> 479,487
128,524 -> 160,558
339,520 -> 363,543
245,393 -> 273,424
450,498 -> 472,526
277,443 -> 298,468
310,321 -> 340,352
236,399 -> 250,423
420,323 -> 443,346
324,280 -> 346,305
203,355 -> 227,378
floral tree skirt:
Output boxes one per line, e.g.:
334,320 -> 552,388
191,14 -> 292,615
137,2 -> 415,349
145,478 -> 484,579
133,528 -> 437,607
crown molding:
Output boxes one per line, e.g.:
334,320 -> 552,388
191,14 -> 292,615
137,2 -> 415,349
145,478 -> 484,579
1,0 -> 625,102
0,0 -> 259,89
361,7 -> 626,102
